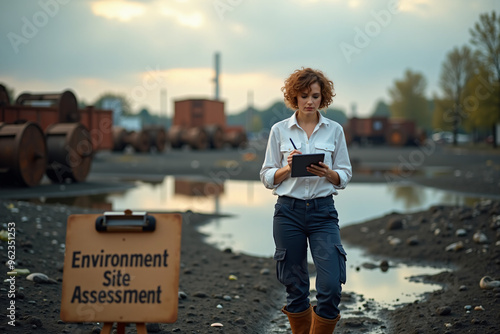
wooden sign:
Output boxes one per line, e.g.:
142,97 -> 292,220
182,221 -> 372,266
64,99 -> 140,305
60,211 -> 182,324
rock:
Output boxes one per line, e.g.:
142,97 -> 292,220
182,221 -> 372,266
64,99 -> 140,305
28,316 -> 43,328
387,218 -> 404,230
455,229 -> 467,237
459,285 -> 467,291
228,274 -> 238,281
260,268 -> 270,275
474,305 -> 485,311
406,235 -> 419,246
479,276 -> 500,290
436,306 -> 451,316
380,260 -> 389,271
234,317 -> 246,325
26,273 -> 57,284
445,241 -> 464,252
490,215 -> 500,230
178,291 -> 188,300
362,262 -> 378,270
193,291 -> 208,298
223,295 -> 232,301
211,323 -> 223,327
473,231 -> 488,244
388,236 -> 402,246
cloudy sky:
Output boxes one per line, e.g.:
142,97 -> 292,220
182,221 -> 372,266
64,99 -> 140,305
1,0 -> 498,118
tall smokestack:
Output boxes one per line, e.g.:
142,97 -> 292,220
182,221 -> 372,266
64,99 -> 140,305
214,52 -> 220,100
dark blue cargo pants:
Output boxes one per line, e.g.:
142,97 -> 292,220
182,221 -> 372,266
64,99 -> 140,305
273,195 -> 347,319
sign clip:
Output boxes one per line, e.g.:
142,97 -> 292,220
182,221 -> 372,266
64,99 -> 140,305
95,210 -> 156,232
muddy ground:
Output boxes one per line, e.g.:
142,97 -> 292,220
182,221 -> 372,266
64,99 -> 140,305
1,144 -> 499,333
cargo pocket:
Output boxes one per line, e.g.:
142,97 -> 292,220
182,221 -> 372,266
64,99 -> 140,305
273,248 -> 287,285
335,244 -> 347,284
273,203 -> 282,217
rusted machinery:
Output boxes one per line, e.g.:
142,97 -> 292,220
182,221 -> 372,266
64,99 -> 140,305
112,126 -> 167,153
344,117 -> 419,146
0,84 -> 113,187
167,99 -> 247,150
0,122 -> 47,187
79,106 -> 113,152
143,125 -> 167,152
45,123 -> 93,183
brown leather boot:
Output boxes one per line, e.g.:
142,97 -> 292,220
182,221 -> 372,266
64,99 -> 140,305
309,306 -> 340,333
281,304 -> 312,334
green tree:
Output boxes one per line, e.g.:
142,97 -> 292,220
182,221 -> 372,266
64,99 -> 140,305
93,92 -> 133,116
438,45 -> 477,145
469,10 -> 500,146
388,69 -> 431,130
462,66 -> 499,133
0,83 -> 15,104
371,100 -> 391,118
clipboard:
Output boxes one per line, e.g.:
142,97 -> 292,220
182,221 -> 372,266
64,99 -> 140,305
291,153 -> 325,177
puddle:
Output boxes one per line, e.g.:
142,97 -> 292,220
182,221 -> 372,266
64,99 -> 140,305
32,175 -> 480,313
20,173 -> 481,334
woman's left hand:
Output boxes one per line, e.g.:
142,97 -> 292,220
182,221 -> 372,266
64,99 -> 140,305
306,161 -> 330,177
307,162 -> 341,185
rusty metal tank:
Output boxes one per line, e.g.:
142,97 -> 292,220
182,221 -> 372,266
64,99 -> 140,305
0,122 -> 47,187
184,127 -> 209,150
224,126 -> 247,148
15,90 -> 80,123
112,126 -> 129,151
204,124 -> 224,149
143,125 -> 167,152
167,125 -> 186,149
128,129 -> 151,153
45,123 -> 93,183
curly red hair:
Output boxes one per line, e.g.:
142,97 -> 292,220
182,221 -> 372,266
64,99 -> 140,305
281,67 -> 335,110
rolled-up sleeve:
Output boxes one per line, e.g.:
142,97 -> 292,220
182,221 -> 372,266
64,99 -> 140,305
332,127 -> 352,190
260,126 -> 282,189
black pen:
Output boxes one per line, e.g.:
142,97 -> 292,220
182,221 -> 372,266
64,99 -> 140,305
289,138 -> 297,150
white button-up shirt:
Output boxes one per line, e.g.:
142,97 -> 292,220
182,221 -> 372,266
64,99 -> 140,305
260,111 -> 352,199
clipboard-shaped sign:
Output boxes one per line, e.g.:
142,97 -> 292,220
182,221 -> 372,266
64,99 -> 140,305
60,211 -> 182,324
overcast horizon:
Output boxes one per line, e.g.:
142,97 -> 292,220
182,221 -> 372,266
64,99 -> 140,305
1,0 -> 498,118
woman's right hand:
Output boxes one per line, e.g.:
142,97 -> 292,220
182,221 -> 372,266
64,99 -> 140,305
287,149 -> 302,170
273,149 -> 302,185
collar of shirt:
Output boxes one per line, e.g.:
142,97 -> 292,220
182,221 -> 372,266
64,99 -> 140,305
286,111 -> 330,131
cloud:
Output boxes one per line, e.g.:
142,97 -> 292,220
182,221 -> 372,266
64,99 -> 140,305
90,0 -> 147,22
159,7 -> 204,28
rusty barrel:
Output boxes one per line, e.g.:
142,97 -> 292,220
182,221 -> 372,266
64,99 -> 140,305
184,127 -> 209,150
45,123 -> 93,183
0,122 -> 47,187
16,90 -> 80,123
143,125 -> 167,152
204,124 -> 224,150
167,125 -> 186,149
224,128 -> 247,148
128,129 -> 151,153
0,84 -> 10,106
112,126 -> 129,151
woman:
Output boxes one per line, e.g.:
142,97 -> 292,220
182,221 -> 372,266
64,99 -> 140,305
260,67 -> 352,334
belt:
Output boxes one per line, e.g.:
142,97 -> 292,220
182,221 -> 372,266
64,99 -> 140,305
277,195 -> 333,209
